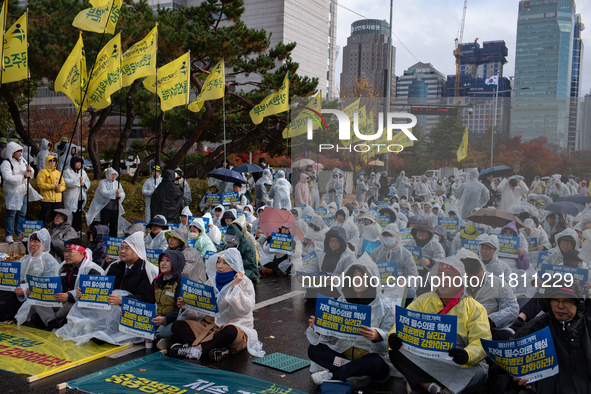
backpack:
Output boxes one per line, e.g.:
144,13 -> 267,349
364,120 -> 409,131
0,158 -> 14,188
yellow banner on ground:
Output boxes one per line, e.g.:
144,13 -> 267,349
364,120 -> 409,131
0,324 -> 128,380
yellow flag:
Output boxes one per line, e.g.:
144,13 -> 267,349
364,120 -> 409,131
55,34 -> 88,113
391,130 -> 414,149
282,92 -> 322,139
72,0 -> 121,35
0,0 -> 7,73
121,26 -> 157,88
188,58 -> 224,113
344,105 -> 372,147
143,52 -> 190,112
250,72 -> 289,125
457,127 -> 468,162
87,33 -> 122,110
2,11 -> 28,84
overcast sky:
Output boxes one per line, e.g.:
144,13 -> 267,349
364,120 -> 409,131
334,0 -> 591,98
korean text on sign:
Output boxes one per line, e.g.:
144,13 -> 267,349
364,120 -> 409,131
180,276 -> 219,316
269,233 -> 292,255
19,220 -> 43,242
104,236 -> 124,257
497,235 -> 520,258
26,275 -> 62,307
222,192 -> 239,205
205,193 -> 221,205
461,239 -> 481,255
78,275 -> 115,310
376,261 -> 398,286
0,261 -> 20,291
314,296 -> 372,340
538,263 -> 588,295
119,296 -> 156,339
145,248 -> 163,266
404,245 -> 423,265
438,217 -> 459,230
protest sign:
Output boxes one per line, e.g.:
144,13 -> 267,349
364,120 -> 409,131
497,235 -> 520,258
19,220 -> 43,242
104,236 -> 124,257
361,239 -> 381,255
395,305 -> 458,359
400,227 -> 413,241
314,208 -> 327,217
438,217 -> 459,230
537,251 -> 551,269
377,214 -> 391,227
481,326 -> 558,383
26,275 -> 62,307
269,232 -> 293,254
78,275 -> 115,310
461,239 -> 481,255
302,251 -> 316,268
314,296 -> 371,339
377,201 -> 390,208
538,263 -> 588,294
376,261 -> 398,286
401,210 -> 410,218
119,297 -> 156,340
203,250 -> 216,261
205,193 -> 221,205
145,248 -> 163,266
222,191 -> 240,205
527,237 -> 538,252
301,214 -> 313,224
404,245 -> 423,265
180,276 -> 219,316
323,215 -> 334,226
0,261 -> 20,291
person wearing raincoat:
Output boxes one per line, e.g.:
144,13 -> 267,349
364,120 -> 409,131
455,168 -> 489,219
520,218 -> 551,265
36,139 -> 56,171
395,171 -> 411,199
543,212 -> 567,246
499,221 -> 530,271
174,168 -> 192,207
145,216 -> 170,251
63,156 -> 91,232
366,172 -> 380,204
434,225 -> 454,257
199,184 -> 220,215
142,165 -> 162,222
498,177 -> 529,212
151,169 -> 185,224
331,206 -> 360,251
356,213 -> 382,257
388,257 -> 491,394
260,223 -> 302,277
326,169 -> 344,207
224,216 -> 259,283
356,174 -> 369,203
418,201 -> 438,227
170,248 -> 265,360
188,218 -> 217,256
165,227 -> 206,284
417,176 -> 431,196
545,227 -> 579,266
243,204 -> 257,231
212,204 -> 225,227
180,207 -> 192,229
452,224 -> 481,252
37,154 -> 66,225
307,254 -> 399,388
3,230 -> 59,322
86,167 -> 125,237
254,169 -> 273,209
290,207 -> 309,235
407,219 -> 445,278
294,173 -> 311,207
302,215 -> 329,256
87,224 -> 109,268
370,224 -> 419,287
268,170 -> 292,210
477,234 -> 513,279
47,209 -> 77,262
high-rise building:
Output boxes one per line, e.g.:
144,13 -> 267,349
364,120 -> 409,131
395,62 -> 446,134
568,14 -> 585,151
339,19 -> 395,98
582,91 -> 591,151
511,0 -> 578,148
445,40 -> 512,135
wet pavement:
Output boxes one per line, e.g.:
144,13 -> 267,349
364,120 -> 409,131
2,275 -> 405,393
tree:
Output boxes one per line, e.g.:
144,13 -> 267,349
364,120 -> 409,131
426,115 -> 466,166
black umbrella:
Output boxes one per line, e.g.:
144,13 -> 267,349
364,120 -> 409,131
232,164 -> 264,173
207,168 -> 247,184
556,195 -> 591,204
543,201 -> 584,216
479,165 -> 512,180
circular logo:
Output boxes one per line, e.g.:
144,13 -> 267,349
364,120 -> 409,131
524,1 -> 530,7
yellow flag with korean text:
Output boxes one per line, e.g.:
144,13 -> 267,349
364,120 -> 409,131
457,126 -> 468,162
2,11 -> 28,84
250,72 -> 289,125
143,52 -> 190,112
188,58 -> 224,112
121,25 -> 157,87
0,0 -> 7,73
87,33 -> 122,110
282,92 -> 322,139
72,0 -> 121,35
55,33 -> 88,113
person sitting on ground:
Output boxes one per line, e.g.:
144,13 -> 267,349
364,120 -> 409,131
307,254 -> 399,389
180,207 -> 192,229
302,214 -> 329,255
170,248 -> 265,360
145,215 -> 169,251
260,223 -> 302,277
188,218 -> 217,257
499,221 -> 530,271
476,234 -> 512,279
199,184 -> 220,215
331,206 -> 360,251
452,223 -> 481,252
224,217 -> 259,283
545,227 -> 579,266
407,219 -> 445,278
220,210 -> 236,228
434,225 -> 455,257
165,227 -> 206,283
86,224 -> 109,268
47,209 -> 77,262
227,182 -> 249,213
211,204 -> 225,227
356,213 -> 382,257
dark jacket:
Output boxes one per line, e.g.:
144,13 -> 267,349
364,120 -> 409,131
322,227 -> 348,274
107,259 -> 156,304
482,178 -> 496,207
60,262 -> 101,303
48,209 -> 77,262
153,250 -> 186,324
378,174 -> 389,197
150,169 -> 185,224
87,224 -> 109,267
225,223 -> 258,282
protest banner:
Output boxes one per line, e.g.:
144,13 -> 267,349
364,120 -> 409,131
269,232 -> 293,254
203,250 -> 216,261
361,239 -> 381,255
527,237 -> 538,252
314,296 -> 371,339
376,261 -> 398,286
19,220 -> 43,242
438,217 -> 459,231
302,251 -> 316,268
205,192 -> 221,205
0,261 -> 20,291
497,235 -> 520,258
323,215 -> 334,227
297,204 -> 307,209
395,305 -> 458,359
538,263 -> 588,294
481,326 -> 558,383
301,214 -> 313,224
401,210 -> 410,218
104,236 -> 124,257
26,275 -> 62,307
400,227 -> 413,241
536,251 -> 551,269
145,248 -> 163,266
376,201 -> 389,208
78,275 -> 115,310
461,239 -> 481,255
314,208 -> 327,217
353,209 -> 359,217
219,226 -> 228,237
180,276 -> 219,316
404,245 -> 423,265
119,297 -> 156,340
377,214 -> 391,227
222,191 -> 240,205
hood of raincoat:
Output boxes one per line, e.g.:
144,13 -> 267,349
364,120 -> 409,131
125,223 -> 146,236
380,223 -> 402,247
309,215 -> 326,231
277,170 -> 285,178
477,233 -> 500,258
379,207 -> 397,223
105,167 -> 118,180
323,227 -> 348,254
230,215 -> 250,237
455,248 -> 486,272
243,204 -> 255,218
555,227 -> 579,250
522,218 -> 536,236
181,206 -> 192,217
162,169 -> 177,182
88,224 -> 109,244
122,231 -> 147,262
222,210 -> 236,221
410,219 -> 434,240
299,173 -> 308,183
335,206 -> 349,223
4,141 -> 23,159
189,217 -> 207,234
205,248 -> 244,286
51,208 -> 73,226
328,202 -> 338,211
341,253 -> 381,304
156,249 -> 186,283
434,225 -> 447,240
291,207 -> 303,220
214,204 -> 225,215
44,155 -> 58,172
28,228 -> 51,257
500,221 -> 520,237
40,138 -> 50,151
166,227 -> 189,247
469,168 -> 479,181
70,156 -> 84,171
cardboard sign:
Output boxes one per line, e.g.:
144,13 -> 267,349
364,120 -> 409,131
314,296 -> 372,339
119,296 -> 156,340
438,217 -> 459,230
222,191 -> 240,205
180,276 -> 219,316
105,236 -> 125,257
497,235 -> 520,259
0,261 -> 20,291
26,275 -> 62,307
78,275 -> 115,310
269,232 -> 293,254
145,248 -> 163,266
376,261 -> 398,286
19,220 -> 43,242
404,245 -> 423,265
205,193 -> 222,205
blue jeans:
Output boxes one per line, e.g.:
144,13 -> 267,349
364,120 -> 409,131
156,323 -> 174,338
5,196 -> 27,237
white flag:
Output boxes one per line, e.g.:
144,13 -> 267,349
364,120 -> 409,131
485,75 -> 498,85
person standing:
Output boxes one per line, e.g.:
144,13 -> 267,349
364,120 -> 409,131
86,168 -> 125,237
151,169 -> 185,224
175,168 -> 192,207
142,165 -> 162,222
63,157 -> 91,232
36,139 -> 55,171
37,154 -> 66,225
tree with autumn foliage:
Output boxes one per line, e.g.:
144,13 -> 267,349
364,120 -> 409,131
493,136 -> 563,180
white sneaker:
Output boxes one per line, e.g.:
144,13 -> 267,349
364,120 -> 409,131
170,344 -> 202,359
5,236 -> 13,244
156,338 -> 172,350
311,370 -> 333,386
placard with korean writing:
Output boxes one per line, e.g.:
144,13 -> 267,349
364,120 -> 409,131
481,326 -> 558,383
314,296 -> 371,340
222,191 -> 240,205
180,276 -> 219,317
203,250 -> 216,261
395,305 -> 458,359
26,275 -> 62,307
145,248 -> 163,266
527,237 -> 538,252
105,236 -> 124,257
461,239 -> 481,255
537,251 -> 551,269
377,215 -> 391,227
401,210 -> 410,218
497,235 -> 520,258
301,214 -> 313,224
404,245 -> 423,265
78,275 -> 115,310
361,239 -> 381,255
302,251 -> 316,268
376,261 -> 398,286
314,208 -> 327,217
400,227 -> 413,241
438,217 -> 459,231
205,193 -> 221,205
0,261 -> 20,291
538,263 -> 589,294
119,296 -> 156,339
19,220 -> 43,242
323,215 -> 334,227
269,232 -> 293,255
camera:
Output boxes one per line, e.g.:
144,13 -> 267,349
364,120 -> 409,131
468,108 -> 473,115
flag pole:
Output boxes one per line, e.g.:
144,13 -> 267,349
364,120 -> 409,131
223,95 -> 226,164
491,77 -> 498,167
26,11 -> 30,216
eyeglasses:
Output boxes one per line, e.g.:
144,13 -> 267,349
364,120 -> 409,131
48,159 -> 57,163
550,298 -> 576,306
64,249 -> 79,255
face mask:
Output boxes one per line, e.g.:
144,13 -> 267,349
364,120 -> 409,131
383,236 -> 397,248
188,232 -> 199,240
328,208 -> 336,214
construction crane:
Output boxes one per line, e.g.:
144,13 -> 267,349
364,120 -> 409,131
453,0 -> 468,101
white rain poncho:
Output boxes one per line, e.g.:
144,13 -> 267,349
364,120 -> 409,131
455,169 -> 489,219
290,207 -> 309,234
370,224 -> 419,286
243,204 -> 257,227
86,168 -> 126,226
36,138 -> 52,171
63,160 -> 91,213
326,169 -> 345,207
180,248 -> 265,357
405,220 -> 446,275
303,215 -> 329,255
0,142 -> 34,210
395,172 -> 411,198
189,217 -> 217,256
299,227 -> 356,277
497,177 -> 528,212
201,212 -> 222,244
476,234 -> 512,279
355,213 -> 382,257
145,229 -> 169,251
390,203 -> 409,229
268,170 -> 292,210
211,204 -> 225,228
254,169 -> 273,208
142,173 -> 162,222
418,204 -> 438,227
356,177 -> 369,203
331,206 -> 360,250
56,143 -> 81,173
545,227 -> 580,266
306,253 -> 400,377
520,218 -> 551,266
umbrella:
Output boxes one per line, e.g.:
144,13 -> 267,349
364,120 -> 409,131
368,160 -> 384,166
478,165 -> 512,180
557,195 -> 591,204
257,206 -> 304,241
232,163 -> 264,173
466,208 -> 525,229
309,163 -> 324,170
543,201 -> 584,216
291,158 -> 316,168
207,168 -> 247,184
541,176 -> 550,181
